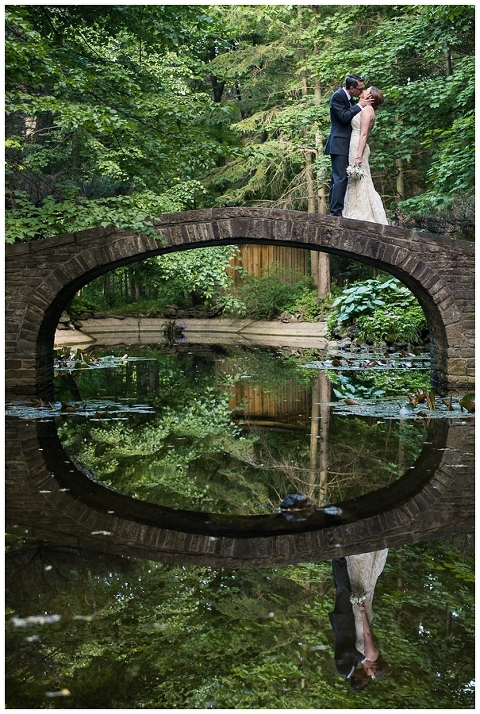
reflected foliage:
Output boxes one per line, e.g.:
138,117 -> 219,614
5,535 -> 474,708
54,344 -> 426,513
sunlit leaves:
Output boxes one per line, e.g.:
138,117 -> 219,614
5,5 -> 230,242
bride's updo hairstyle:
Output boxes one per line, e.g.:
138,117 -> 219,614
369,87 -> 385,110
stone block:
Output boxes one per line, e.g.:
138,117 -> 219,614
74,226 -> 112,243
5,242 -> 31,255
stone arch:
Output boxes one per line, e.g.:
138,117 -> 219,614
5,207 -> 474,394
5,417 -> 475,566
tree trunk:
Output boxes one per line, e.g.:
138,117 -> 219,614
210,74 -> 225,103
444,42 -> 452,76
71,131 -> 79,173
302,67 -> 330,297
308,372 -> 331,503
396,157 -> 405,202
313,83 -> 330,297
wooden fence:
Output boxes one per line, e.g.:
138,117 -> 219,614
229,245 -> 309,284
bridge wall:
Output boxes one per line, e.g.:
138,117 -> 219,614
5,207 -> 475,394
5,418 -> 474,566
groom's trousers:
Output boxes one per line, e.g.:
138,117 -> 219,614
332,557 -> 353,613
329,153 -> 349,216
329,557 -> 364,678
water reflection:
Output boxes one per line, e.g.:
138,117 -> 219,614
330,552 -> 390,690
5,535 -> 474,708
48,342 -> 432,515
5,335 -> 474,707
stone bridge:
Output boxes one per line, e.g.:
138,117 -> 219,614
5,207 -> 475,395
5,417 -> 475,567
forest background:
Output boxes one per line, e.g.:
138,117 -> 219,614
5,4 -> 475,320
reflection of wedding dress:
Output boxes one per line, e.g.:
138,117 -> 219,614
346,549 -> 388,655
343,113 -> 388,224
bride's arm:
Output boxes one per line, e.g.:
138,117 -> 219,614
355,107 -> 375,167
359,604 -> 378,661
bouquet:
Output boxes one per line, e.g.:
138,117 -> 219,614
346,165 -> 365,180
350,591 -> 368,606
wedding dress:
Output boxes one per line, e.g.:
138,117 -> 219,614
343,113 -> 388,224
346,549 -> 389,655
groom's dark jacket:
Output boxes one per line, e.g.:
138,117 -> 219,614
324,87 -> 362,157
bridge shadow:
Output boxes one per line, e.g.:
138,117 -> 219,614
6,413 -> 474,567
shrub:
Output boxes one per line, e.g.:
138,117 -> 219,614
326,277 -> 427,344
236,264 -> 310,320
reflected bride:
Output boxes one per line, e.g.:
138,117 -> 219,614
348,549 -> 391,681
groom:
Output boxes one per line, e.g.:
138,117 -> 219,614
325,74 -> 372,217
329,557 -> 369,690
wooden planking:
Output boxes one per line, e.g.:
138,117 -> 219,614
229,245 -> 309,284
228,380 -> 310,419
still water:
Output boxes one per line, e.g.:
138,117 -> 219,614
5,337 -> 474,708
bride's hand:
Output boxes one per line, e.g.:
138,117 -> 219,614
355,157 -> 363,167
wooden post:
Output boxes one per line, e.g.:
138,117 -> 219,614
309,372 -> 331,503
314,80 -> 330,297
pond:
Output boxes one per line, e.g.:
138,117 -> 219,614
5,333 -> 475,708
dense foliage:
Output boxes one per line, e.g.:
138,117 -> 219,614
70,246 -> 245,316
204,5 -> 474,232
5,534 -> 474,708
326,277 -> 428,345
6,4 -> 474,241
5,5 -> 229,241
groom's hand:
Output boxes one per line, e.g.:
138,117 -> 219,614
358,96 -> 374,108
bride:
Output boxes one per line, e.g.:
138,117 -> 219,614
343,86 -> 388,224
347,549 -> 391,680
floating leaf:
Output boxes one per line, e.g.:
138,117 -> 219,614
460,392 -> 475,413
416,388 -> 428,404
426,391 -> 436,411
91,530 -> 113,536
45,689 -> 70,698
12,614 -> 61,627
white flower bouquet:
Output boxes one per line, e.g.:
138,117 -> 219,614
350,592 -> 368,606
346,165 -> 365,180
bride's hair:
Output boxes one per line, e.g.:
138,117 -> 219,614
370,653 -> 391,681
369,87 -> 385,109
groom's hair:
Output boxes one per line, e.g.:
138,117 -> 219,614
350,669 -> 370,692
345,74 -> 365,89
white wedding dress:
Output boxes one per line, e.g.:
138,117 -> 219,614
346,549 -> 389,655
343,113 -> 388,224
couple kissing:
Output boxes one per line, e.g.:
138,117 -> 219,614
325,74 -> 388,224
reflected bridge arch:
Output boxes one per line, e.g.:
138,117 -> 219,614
5,207 -> 474,394
5,417 -> 475,567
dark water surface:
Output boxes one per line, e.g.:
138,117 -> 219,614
5,337 -> 474,708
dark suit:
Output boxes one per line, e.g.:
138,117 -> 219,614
329,557 -> 364,677
324,88 -> 362,216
